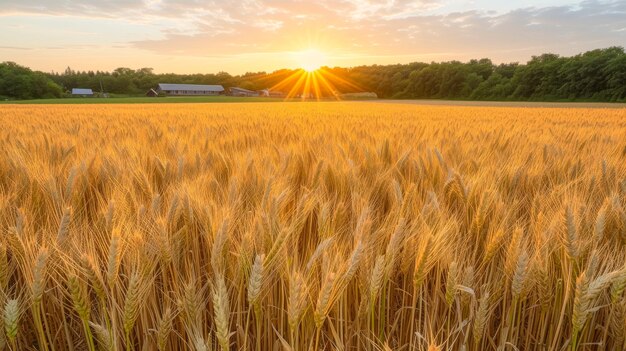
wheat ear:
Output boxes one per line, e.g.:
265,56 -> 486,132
213,274 -> 230,351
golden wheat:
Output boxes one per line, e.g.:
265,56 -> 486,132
0,102 -> 624,350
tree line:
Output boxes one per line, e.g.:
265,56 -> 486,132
341,47 -> 626,101
1,47 -> 625,101
0,62 -> 63,100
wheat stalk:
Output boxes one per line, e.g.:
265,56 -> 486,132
123,269 -> 144,344
610,267 -> 626,304
414,235 -> 433,290
181,278 -> 203,332
341,240 -> 363,286
211,219 -> 229,275
369,255 -> 386,304
212,274 -> 230,351
384,218 -> 406,277
247,254 -> 265,316
80,254 -> 106,302
306,238 -> 333,271
511,250 -> 529,299
192,335 -> 210,351
473,291 -> 490,346
445,261 -> 459,307
68,273 -> 90,321
57,206 -> 71,243
3,299 -> 19,348
156,307 -> 175,351
564,206 -> 579,261
573,270 -> 616,342
594,205 -> 607,241
288,270 -> 306,333
89,321 -> 113,351
107,230 -> 121,287
31,247 -> 49,304
0,244 -> 8,291
314,271 -> 336,329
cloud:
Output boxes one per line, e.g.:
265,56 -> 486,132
0,1 -> 144,19
131,0 -> 626,60
0,46 -> 33,50
1,0 -> 625,64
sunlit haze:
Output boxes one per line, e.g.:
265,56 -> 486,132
293,49 -> 327,72
1,0 -> 625,74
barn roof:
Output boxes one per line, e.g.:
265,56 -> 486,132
158,83 -> 224,92
230,87 -> 257,93
71,88 -> 93,95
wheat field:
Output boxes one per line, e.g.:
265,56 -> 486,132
0,102 -> 625,351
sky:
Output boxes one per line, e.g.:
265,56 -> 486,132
0,0 -> 625,74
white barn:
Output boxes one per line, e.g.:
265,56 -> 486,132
71,88 -> 93,97
157,83 -> 224,96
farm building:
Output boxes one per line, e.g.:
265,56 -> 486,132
259,89 -> 286,98
146,89 -> 159,97
156,83 -> 224,96
229,87 -> 260,97
71,88 -> 93,97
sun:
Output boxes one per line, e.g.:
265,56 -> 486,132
271,48 -> 364,100
294,49 -> 327,72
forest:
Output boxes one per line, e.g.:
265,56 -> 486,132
1,47 -> 625,101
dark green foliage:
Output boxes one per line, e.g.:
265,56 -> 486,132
0,62 -> 63,100
339,47 -> 626,101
